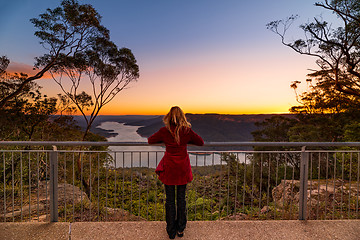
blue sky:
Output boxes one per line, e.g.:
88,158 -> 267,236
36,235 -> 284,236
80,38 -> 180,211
0,0 -> 335,114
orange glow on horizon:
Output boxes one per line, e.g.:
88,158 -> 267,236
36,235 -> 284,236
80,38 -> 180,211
3,0 -> 325,119
94,104 -> 293,115
10,43 -> 308,117
7,62 -> 54,79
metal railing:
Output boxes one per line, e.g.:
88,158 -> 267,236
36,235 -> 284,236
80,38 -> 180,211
1,141 -> 360,222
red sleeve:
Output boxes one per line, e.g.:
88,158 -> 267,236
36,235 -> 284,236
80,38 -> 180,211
148,127 -> 165,144
189,128 -> 204,146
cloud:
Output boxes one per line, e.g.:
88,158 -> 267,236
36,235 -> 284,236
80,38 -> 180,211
6,62 -> 53,79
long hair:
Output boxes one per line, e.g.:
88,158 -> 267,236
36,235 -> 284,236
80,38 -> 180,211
163,106 -> 191,144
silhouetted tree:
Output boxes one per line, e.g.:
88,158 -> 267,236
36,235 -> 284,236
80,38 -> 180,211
252,115 -> 300,170
1,0 -> 139,196
49,40 -> 139,141
0,0 -> 126,108
267,0 -> 360,98
252,116 -> 298,142
45,24 -> 139,196
0,56 -> 9,76
288,74 -> 360,142
263,0 -> 360,144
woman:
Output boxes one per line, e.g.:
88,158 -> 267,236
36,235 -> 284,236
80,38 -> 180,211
148,106 -> 204,239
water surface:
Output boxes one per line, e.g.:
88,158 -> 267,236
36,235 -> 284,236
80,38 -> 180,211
97,122 -> 244,168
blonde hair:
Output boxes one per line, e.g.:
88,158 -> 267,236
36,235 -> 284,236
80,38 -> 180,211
163,106 -> 191,144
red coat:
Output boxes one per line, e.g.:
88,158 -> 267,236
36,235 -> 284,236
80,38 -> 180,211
148,126 -> 204,185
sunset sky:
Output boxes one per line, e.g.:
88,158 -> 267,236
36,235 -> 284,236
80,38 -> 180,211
0,0 -> 335,115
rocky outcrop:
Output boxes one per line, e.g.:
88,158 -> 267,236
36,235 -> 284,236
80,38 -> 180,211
4,181 -> 89,221
271,180 -> 301,208
220,213 -> 248,220
4,181 -> 141,222
271,179 -> 360,218
38,181 -> 90,204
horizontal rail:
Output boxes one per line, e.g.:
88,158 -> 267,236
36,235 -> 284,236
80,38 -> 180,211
2,141 -> 360,147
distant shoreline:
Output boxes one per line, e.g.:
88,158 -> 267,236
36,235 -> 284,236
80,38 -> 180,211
69,113 -> 295,141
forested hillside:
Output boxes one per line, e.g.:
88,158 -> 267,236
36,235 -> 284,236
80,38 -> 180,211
81,114 -> 294,142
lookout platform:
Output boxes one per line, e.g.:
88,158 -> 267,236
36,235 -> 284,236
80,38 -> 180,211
1,220 -> 360,240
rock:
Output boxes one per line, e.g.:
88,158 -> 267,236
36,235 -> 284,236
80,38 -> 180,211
4,181 -> 141,222
30,214 -> 48,222
271,178 -> 360,218
104,207 -> 145,221
212,210 -> 219,215
38,181 -> 90,204
4,203 -> 45,219
260,206 -> 270,214
318,185 -> 335,193
335,179 -> 344,186
272,180 -> 300,207
5,181 -> 89,221
220,212 -> 247,220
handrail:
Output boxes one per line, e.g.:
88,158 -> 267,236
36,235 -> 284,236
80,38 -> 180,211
1,141 -> 360,147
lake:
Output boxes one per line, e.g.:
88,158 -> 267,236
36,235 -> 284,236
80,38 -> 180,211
97,121 -> 245,168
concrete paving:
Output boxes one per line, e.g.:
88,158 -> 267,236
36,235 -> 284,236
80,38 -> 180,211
1,220 -> 360,240
0,222 -> 70,240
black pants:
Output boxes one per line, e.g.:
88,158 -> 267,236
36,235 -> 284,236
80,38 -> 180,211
165,184 -> 187,237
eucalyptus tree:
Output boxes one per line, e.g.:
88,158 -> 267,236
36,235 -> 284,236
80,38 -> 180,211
1,0 -> 139,196
48,38 -> 139,141
32,0 -> 139,195
267,0 -> 360,98
264,0 -> 360,143
0,0 -> 139,110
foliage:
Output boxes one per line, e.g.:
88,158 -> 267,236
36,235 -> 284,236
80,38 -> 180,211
252,115 -> 297,142
0,56 -> 10,76
267,0 -> 360,98
2,152 -> 360,222
262,0 -> 360,143
0,1 -> 100,106
0,86 -> 86,142
27,0 -> 139,141
48,35 -> 139,140
288,72 -> 360,142
26,1 -> 140,195
0,0 -> 139,198
252,80 -> 360,143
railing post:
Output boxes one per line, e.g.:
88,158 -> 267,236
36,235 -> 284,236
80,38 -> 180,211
299,146 -> 309,220
50,145 -> 58,222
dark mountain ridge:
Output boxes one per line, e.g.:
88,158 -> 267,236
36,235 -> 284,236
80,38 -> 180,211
137,113 -> 294,142
72,114 -> 294,142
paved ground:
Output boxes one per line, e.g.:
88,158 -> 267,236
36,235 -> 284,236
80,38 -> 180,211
1,220 -> 360,240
